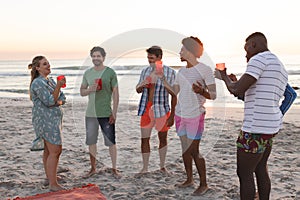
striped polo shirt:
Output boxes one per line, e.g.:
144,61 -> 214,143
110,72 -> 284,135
242,51 -> 288,134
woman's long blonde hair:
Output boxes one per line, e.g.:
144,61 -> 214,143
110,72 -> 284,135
28,56 -> 45,99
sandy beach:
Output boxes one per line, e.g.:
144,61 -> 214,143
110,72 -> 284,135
0,97 -> 299,200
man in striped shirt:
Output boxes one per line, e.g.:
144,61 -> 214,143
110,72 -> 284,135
221,75 -> 297,115
136,46 -> 176,175
217,32 -> 288,200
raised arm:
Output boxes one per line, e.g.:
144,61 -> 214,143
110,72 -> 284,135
53,78 -> 65,102
218,69 -> 256,97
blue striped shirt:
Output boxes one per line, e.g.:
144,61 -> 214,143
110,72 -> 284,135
137,65 -> 176,118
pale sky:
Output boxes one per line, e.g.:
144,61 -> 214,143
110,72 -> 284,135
1,0 -> 300,61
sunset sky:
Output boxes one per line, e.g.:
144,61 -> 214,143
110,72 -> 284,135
1,0 -> 299,61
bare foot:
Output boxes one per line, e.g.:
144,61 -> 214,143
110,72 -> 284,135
134,169 -> 148,178
175,180 -> 194,188
192,185 -> 209,196
112,168 -> 122,179
57,166 -> 70,173
139,168 -> 148,173
138,168 -> 148,175
49,184 -> 65,192
160,167 -> 172,175
160,167 -> 167,173
43,175 -> 63,186
83,169 -> 97,178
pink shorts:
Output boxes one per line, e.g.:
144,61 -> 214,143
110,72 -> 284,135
175,114 -> 205,140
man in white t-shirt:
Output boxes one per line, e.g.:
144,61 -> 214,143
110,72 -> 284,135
173,36 -> 216,196
217,32 -> 288,200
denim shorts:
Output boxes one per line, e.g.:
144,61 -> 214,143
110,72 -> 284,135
85,117 -> 116,146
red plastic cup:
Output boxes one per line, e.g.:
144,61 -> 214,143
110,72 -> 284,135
155,61 -> 163,75
57,75 -> 66,88
145,76 -> 152,88
146,76 -> 152,83
95,78 -> 102,90
216,63 -> 226,71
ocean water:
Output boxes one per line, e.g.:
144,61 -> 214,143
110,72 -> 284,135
0,56 -> 299,107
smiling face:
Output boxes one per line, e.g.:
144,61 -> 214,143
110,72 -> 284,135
36,58 -> 51,77
147,53 -> 160,66
91,51 -> 105,67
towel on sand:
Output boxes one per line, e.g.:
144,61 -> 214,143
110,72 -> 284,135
11,184 -> 106,200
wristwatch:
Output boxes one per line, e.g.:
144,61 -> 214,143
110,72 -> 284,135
160,75 -> 166,81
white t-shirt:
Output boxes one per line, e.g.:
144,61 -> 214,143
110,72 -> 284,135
175,62 -> 215,118
242,51 -> 288,134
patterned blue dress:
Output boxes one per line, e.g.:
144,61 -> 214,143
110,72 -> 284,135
30,76 -> 66,145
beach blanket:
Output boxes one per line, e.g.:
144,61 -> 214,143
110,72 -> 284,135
12,184 -> 106,200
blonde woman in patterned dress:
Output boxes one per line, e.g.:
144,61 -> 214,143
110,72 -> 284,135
28,56 -> 66,192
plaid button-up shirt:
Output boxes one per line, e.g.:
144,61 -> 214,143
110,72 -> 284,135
137,65 -> 176,118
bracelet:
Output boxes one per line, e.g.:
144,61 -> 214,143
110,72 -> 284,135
160,75 -> 166,81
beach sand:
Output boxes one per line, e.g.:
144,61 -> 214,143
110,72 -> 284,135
0,97 -> 299,200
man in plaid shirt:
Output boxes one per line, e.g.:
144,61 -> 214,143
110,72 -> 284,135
136,46 -> 176,175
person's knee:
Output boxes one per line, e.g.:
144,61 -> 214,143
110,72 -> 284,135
141,138 -> 150,152
89,144 -> 97,157
189,146 -> 201,158
236,167 -> 251,181
108,144 -> 116,149
43,149 -> 49,157
181,144 -> 192,156
195,153 -> 204,162
159,142 -> 167,149
56,147 -> 62,155
158,132 -> 167,146
182,149 -> 191,157
103,135 -> 115,147
50,147 -> 62,158
141,137 -> 150,144
159,138 -> 167,148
